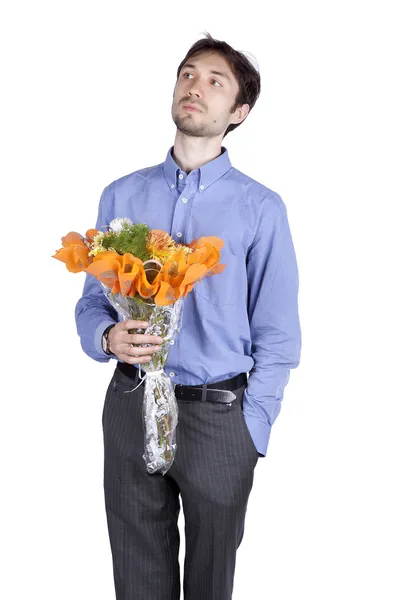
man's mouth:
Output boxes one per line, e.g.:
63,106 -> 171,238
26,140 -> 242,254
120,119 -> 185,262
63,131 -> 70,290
183,104 -> 201,112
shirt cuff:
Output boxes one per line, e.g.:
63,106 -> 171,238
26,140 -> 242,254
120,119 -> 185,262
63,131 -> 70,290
243,412 -> 271,457
94,320 -> 121,361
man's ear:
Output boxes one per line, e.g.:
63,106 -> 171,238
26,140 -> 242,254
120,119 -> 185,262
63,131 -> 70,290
233,103 -> 250,125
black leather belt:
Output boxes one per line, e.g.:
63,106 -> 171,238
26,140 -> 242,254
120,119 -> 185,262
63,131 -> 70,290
116,362 -> 247,404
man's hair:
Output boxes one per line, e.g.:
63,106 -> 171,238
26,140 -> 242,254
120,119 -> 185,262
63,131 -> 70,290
176,31 -> 261,138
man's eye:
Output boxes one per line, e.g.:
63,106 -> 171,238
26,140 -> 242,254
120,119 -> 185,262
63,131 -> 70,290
182,72 -> 222,87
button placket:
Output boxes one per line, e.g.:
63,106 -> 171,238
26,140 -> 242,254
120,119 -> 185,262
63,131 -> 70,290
171,179 -> 193,247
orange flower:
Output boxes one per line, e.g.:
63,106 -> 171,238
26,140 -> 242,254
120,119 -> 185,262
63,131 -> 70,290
154,248 -> 189,305
117,253 -> 142,297
146,229 -> 177,261
84,251 -> 123,293
52,231 -> 91,272
120,253 -> 159,299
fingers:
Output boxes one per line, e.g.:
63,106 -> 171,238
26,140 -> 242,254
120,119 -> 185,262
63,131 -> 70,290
118,321 -> 163,344
128,344 -> 161,356
121,319 -> 149,330
120,345 -> 159,364
114,321 -> 163,345
124,332 -> 164,345
119,342 -> 161,364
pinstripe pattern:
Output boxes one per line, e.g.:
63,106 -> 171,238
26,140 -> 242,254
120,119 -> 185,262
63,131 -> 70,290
102,366 -> 259,599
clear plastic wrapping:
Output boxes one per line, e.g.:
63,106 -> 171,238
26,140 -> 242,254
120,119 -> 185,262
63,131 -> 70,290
101,282 -> 184,475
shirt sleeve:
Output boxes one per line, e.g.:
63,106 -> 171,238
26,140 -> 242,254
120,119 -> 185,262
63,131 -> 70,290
243,192 -> 302,457
74,182 -> 123,363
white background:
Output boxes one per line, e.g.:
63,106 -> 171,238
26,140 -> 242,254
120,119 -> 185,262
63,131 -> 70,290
2,1 -> 399,598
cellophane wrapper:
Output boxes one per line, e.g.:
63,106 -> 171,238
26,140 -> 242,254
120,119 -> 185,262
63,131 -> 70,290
100,282 -> 185,475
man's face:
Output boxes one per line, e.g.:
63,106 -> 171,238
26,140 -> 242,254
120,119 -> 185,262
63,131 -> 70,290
171,51 -> 247,139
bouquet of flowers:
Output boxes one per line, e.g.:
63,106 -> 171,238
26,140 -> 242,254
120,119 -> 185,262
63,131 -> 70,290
52,217 -> 226,475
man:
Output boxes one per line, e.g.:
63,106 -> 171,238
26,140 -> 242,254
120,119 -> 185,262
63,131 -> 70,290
75,32 -> 302,600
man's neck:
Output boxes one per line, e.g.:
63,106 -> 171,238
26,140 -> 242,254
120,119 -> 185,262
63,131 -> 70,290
172,133 -> 223,174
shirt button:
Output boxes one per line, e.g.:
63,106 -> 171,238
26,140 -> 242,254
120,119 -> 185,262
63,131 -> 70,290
200,184 -> 204,190
171,184 -> 175,189
182,197 -> 188,203
177,232 -> 182,237
169,340 -> 175,345
169,372 -> 175,377
178,174 -> 184,179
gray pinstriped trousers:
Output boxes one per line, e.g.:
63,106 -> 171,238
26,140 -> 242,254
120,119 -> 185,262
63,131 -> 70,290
102,365 -> 259,600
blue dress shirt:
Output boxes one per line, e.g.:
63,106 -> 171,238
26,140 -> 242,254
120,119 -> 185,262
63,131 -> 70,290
75,145 -> 302,457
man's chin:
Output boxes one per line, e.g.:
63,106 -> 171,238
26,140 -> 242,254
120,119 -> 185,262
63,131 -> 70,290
173,121 -> 200,136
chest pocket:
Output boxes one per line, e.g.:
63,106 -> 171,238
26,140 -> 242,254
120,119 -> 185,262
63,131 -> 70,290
192,242 -> 246,307
193,273 -> 236,306
187,202 -> 249,307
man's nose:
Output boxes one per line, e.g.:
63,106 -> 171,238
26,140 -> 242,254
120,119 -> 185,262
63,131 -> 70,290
187,82 -> 203,98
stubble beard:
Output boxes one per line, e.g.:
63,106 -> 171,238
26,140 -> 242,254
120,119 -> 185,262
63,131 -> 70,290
172,109 -> 209,138
172,105 -> 226,139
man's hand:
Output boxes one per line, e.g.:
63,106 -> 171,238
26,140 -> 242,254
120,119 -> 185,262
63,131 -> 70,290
108,320 -> 164,364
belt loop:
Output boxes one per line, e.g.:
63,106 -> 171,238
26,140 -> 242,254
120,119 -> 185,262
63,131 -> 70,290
201,383 -> 207,402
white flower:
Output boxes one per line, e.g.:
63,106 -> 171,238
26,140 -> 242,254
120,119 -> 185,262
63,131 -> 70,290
109,217 -> 133,233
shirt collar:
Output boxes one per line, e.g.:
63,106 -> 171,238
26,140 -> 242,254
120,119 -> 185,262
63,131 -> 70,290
163,145 -> 232,193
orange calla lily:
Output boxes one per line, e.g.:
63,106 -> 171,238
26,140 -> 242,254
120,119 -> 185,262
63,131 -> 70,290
60,231 -> 87,248
52,244 -> 91,272
117,253 -> 142,298
134,268 -> 161,299
179,263 -> 208,297
154,280 -> 179,305
117,253 -> 160,299
52,231 -> 91,272
85,251 -> 123,292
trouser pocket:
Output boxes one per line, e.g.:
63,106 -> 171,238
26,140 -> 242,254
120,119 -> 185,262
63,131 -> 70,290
235,385 -> 259,461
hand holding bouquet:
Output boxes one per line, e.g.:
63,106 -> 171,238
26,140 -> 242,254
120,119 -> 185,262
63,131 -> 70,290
52,217 -> 226,475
